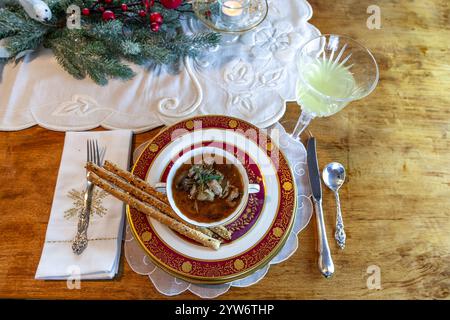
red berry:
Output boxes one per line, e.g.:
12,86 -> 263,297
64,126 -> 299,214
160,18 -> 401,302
81,8 -> 90,16
150,12 -> 163,25
102,10 -> 116,21
142,0 -> 155,9
104,0 -> 113,4
138,10 -> 146,17
160,0 -> 182,9
121,3 -> 128,11
99,6 -> 105,12
150,22 -> 160,32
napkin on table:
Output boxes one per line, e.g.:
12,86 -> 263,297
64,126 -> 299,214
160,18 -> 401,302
35,130 -> 133,280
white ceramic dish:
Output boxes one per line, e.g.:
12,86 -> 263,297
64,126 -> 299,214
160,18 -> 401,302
156,146 -> 260,228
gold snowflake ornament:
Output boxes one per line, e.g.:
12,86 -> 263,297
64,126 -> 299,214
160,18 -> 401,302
64,188 -> 109,220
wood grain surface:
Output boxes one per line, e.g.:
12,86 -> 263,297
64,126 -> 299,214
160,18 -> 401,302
0,0 -> 449,299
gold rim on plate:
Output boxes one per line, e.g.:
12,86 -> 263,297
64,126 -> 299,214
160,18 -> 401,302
127,115 -> 297,284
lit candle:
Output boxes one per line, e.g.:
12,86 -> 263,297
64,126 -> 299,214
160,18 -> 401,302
221,1 -> 244,20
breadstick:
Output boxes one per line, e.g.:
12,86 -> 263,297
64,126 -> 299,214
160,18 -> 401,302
87,172 -> 221,250
104,161 -> 168,203
103,160 -> 231,240
210,226 -> 233,241
85,162 -> 216,239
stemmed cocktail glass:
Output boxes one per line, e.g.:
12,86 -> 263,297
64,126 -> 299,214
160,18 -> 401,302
292,34 -> 379,138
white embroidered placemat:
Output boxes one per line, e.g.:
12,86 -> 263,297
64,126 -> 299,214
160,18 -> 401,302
124,123 -> 313,298
0,0 -> 319,132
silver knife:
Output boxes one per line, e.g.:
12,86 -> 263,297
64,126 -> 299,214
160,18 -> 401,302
307,137 -> 335,278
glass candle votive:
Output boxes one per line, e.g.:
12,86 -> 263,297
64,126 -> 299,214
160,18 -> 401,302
218,0 -> 250,26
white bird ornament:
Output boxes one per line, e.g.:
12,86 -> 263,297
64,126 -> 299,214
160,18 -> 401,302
18,0 -> 52,23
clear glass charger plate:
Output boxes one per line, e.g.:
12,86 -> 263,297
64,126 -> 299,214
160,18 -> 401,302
124,121 -> 313,298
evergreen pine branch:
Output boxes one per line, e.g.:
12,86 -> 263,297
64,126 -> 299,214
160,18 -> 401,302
48,29 -> 134,85
82,39 -> 134,85
164,32 -> 221,58
5,30 -> 47,56
85,56 -> 134,85
87,21 -> 179,65
50,39 -> 86,79
88,20 -> 124,41
0,8 -> 30,36
138,43 -> 175,64
120,39 -> 141,56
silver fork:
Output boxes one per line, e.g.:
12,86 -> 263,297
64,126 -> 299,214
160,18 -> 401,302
72,139 -> 103,255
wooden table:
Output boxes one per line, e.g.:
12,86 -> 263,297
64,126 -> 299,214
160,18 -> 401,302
1,0 -> 449,299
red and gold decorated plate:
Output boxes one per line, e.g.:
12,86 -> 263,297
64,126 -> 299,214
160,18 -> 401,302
127,116 -> 296,284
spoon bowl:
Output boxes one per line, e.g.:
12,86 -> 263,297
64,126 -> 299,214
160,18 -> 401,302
322,162 -> 347,249
322,162 -> 346,192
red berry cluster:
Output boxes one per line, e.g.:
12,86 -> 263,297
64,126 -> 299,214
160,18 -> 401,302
80,0 -> 183,32
149,12 -> 163,32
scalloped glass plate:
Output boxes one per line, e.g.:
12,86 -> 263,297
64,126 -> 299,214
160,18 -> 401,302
127,116 -> 297,284
192,0 -> 269,34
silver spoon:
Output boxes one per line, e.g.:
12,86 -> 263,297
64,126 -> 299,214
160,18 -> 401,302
322,162 -> 346,249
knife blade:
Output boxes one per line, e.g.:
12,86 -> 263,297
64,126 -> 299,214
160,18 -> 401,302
306,137 -> 335,278
307,138 -> 322,201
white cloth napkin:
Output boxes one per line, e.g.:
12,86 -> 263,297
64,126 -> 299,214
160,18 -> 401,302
35,130 -> 133,280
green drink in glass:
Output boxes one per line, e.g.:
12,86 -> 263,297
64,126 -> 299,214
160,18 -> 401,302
292,34 -> 379,138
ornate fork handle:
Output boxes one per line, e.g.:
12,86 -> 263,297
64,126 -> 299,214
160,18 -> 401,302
334,191 -> 346,249
72,182 -> 94,255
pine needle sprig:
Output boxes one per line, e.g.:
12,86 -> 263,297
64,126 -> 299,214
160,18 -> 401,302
47,28 -> 135,84
167,32 -> 221,58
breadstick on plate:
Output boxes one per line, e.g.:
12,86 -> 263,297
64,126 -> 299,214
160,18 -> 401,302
104,161 -> 168,203
210,226 -> 233,241
87,172 -> 221,250
85,162 -> 216,239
